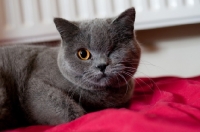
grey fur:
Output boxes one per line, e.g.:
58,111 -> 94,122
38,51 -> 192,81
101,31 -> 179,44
0,7 -> 140,130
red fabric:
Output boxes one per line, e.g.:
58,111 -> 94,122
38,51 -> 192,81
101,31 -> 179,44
6,76 -> 200,132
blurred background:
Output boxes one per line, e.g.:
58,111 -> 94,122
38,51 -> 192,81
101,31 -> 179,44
0,0 -> 200,77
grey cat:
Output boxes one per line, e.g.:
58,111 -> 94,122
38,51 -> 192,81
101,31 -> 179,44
0,7 -> 140,130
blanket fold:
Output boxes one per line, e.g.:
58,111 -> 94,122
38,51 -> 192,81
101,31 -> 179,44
6,76 -> 200,132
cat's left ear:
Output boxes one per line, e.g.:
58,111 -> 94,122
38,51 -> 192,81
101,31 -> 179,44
112,7 -> 135,26
111,7 -> 136,36
54,18 -> 79,40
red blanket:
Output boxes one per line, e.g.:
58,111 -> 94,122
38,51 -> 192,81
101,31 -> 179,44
6,76 -> 200,132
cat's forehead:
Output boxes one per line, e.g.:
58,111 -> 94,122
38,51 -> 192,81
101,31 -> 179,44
79,19 -> 112,52
79,19 -> 110,34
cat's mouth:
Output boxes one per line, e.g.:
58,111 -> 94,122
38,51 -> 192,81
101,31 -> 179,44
85,72 -> 131,88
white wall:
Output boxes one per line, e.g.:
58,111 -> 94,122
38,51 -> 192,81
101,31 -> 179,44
0,0 -> 200,44
135,23 -> 200,77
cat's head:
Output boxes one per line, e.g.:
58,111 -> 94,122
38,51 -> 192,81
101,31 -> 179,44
54,7 -> 141,90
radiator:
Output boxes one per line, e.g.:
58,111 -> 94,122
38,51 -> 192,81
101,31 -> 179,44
0,0 -> 200,44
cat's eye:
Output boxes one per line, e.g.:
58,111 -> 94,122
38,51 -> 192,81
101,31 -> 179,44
77,48 -> 91,60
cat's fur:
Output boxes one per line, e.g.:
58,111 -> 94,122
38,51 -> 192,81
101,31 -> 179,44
0,7 -> 140,130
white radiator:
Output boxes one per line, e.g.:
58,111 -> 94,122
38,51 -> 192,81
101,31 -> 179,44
0,0 -> 200,44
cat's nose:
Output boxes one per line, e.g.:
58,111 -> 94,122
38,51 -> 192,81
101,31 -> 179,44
96,64 -> 107,73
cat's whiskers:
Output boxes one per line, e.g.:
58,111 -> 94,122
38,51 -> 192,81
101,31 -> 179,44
115,72 -> 121,89
133,78 -> 149,99
75,72 -> 119,107
68,63 -> 147,106
122,68 -> 153,90
74,72 -> 95,97
66,73 -> 93,102
122,68 -> 162,96
123,67 -> 137,73
118,59 -> 140,63
121,71 -> 154,95
67,74 -> 94,107
83,70 -> 110,88
135,70 -> 162,95
124,69 -> 151,91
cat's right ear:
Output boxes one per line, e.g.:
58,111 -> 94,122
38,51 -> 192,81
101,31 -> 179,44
54,18 -> 79,40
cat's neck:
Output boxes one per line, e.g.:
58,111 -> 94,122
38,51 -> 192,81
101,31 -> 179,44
67,79 -> 134,112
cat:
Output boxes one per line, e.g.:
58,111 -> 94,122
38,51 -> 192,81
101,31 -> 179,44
0,7 -> 140,130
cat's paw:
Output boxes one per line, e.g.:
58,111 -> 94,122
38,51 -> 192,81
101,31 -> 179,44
67,105 -> 85,122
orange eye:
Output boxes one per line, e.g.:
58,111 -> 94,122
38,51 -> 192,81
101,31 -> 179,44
77,48 -> 91,60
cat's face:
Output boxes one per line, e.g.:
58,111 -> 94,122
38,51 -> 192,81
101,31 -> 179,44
54,8 -> 141,90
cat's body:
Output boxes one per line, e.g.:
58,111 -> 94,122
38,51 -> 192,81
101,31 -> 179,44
0,8 -> 140,130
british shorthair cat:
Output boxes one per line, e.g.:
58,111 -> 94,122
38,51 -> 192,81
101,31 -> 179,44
0,7 -> 140,130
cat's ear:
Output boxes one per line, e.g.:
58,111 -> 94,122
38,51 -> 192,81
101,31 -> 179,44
110,7 -> 136,41
112,7 -> 135,27
54,18 -> 79,40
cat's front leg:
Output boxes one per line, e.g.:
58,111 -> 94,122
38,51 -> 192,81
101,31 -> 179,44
24,79 -> 85,125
